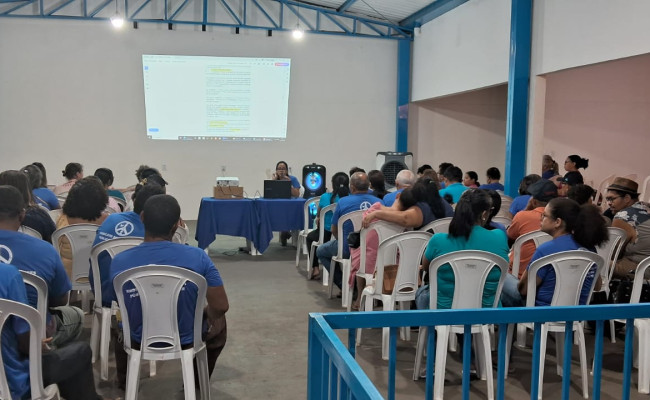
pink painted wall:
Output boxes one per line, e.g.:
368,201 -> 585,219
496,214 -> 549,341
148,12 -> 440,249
408,84 -> 507,179
543,53 -> 650,187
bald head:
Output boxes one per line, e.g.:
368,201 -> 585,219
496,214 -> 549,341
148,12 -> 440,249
350,172 -> 370,193
395,169 -> 415,189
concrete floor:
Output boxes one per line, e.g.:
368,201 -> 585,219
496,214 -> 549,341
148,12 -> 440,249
89,222 -> 647,399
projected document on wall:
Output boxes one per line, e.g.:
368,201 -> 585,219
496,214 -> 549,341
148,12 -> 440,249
142,55 -> 291,141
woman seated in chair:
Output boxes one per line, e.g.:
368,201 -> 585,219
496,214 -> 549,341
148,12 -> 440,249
56,177 -> 109,278
415,189 -> 509,310
306,172 -> 349,279
500,198 -> 608,307
53,162 -> 83,196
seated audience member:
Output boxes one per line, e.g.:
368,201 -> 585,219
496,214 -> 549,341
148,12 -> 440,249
438,166 -> 467,204
437,162 -> 453,189
317,172 -> 383,290
121,165 -> 163,192
420,168 -> 441,189
606,178 -> 650,279
561,154 -> 589,186
90,183 -> 166,307
383,169 -> 415,207
56,177 -> 109,278
415,189 -> 509,310
23,164 -> 59,210
54,162 -> 83,195
558,171 -> 584,197
479,167 -> 505,191
485,190 -> 506,232
349,166 -> 366,176
273,161 -> 301,245
568,184 -> 595,205
31,162 -> 49,186
506,179 -> 558,279
0,186 -> 83,348
0,170 -> 56,242
541,155 -> 559,180
368,170 -> 387,200
0,262 -> 103,400
510,174 -> 542,216
107,194 -> 228,389
501,198 -> 608,307
417,164 -> 433,177
463,171 -> 480,188
94,168 -> 122,212
306,172 -> 350,280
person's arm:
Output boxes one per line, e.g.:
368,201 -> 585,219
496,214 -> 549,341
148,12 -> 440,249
206,285 -> 229,320
612,218 -> 637,248
290,186 -> 300,198
517,264 -> 542,296
50,292 -> 70,307
362,206 -> 423,228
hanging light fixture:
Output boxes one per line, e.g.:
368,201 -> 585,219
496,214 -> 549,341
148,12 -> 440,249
110,0 -> 125,28
292,3 -> 304,39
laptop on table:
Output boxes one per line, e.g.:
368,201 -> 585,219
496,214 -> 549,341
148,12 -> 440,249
264,180 -> 292,199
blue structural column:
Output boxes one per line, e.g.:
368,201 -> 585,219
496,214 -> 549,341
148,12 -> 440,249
504,0 -> 533,197
395,39 -> 411,152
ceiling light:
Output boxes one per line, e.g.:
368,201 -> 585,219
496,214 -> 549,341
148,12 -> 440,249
111,13 -> 125,28
292,27 -> 304,39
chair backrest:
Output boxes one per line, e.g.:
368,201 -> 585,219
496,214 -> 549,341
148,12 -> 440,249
172,224 -> 189,244
631,256 -> 650,304
19,225 -> 42,239
104,206 -> 119,214
429,250 -> 509,310
497,193 -> 514,219
122,190 -> 135,212
359,220 -> 405,275
110,196 -> 127,211
317,203 -> 337,243
19,271 -> 48,338
641,176 -> 650,203
419,217 -> 452,234
595,174 -> 616,210
89,237 -> 144,307
371,231 -> 432,299
56,195 -> 67,208
335,210 -> 365,258
596,227 -> 627,284
113,265 -> 207,356
510,230 -> 553,278
491,215 -> 513,228
0,299 -> 59,400
51,224 -> 99,285
526,250 -> 605,307
302,197 -> 320,231
48,209 -> 62,224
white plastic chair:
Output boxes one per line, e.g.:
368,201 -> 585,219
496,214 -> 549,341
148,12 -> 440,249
628,256 -> 650,394
89,237 -> 144,381
48,209 -> 62,224
110,196 -> 127,211
595,174 -> 616,211
328,210 -> 364,306
505,250 -> 605,400
497,194 -> 514,219
296,196 -> 319,268
0,299 -> 60,400
419,217 -> 452,234
122,190 -> 135,212
595,227 -> 627,343
19,270 -> 48,338
347,220 -> 406,310
308,203 -> 336,283
356,231 -> 431,360
640,176 -> 650,203
113,265 -> 211,400
491,215 -> 512,228
56,195 -> 67,208
51,224 -> 99,313
413,250 -> 508,400
19,225 -> 43,239
173,224 -> 190,245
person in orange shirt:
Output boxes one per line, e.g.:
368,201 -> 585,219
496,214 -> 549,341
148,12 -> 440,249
506,180 -> 558,279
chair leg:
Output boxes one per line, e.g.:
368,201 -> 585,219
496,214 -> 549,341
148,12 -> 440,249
576,325 -> 589,399
433,326 -> 450,400
609,320 -> 617,343
516,323 -> 527,348
413,326 -> 427,381
399,301 -> 410,341
100,309 -> 112,381
505,324 -> 514,379
449,331 -> 458,352
479,326 -> 495,400
307,243 -> 317,280
537,325 -> 549,400
149,361 -> 156,377
381,299 -> 395,361
81,290 -> 90,314
341,261 -> 350,308
327,262 -> 336,299
555,331 -> 565,377
180,350 -> 197,400
196,349 -> 212,400
90,310 -> 100,363
125,351 -> 142,400
356,292 -> 368,344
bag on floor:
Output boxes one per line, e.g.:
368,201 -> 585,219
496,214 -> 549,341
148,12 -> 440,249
379,264 -> 398,295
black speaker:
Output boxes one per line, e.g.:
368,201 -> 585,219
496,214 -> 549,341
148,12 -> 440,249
302,164 -> 326,199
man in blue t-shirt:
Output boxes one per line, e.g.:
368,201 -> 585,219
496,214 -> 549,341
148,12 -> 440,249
478,167 -> 505,191
0,188 -> 101,400
317,172 -> 383,289
108,194 -> 229,388
438,166 -> 468,204
0,186 -> 83,349
90,183 -> 165,307
383,169 -> 415,207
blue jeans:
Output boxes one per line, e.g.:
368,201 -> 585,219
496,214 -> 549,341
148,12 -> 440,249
500,273 -> 524,307
317,240 -> 342,289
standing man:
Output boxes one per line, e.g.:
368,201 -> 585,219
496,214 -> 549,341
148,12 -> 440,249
107,194 -> 228,389
383,169 -> 415,207
317,172 -> 383,290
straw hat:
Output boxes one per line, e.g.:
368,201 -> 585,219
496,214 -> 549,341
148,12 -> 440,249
607,177 -> 639,195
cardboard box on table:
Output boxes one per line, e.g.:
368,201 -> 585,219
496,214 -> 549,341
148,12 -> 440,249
213,186 -> 244,199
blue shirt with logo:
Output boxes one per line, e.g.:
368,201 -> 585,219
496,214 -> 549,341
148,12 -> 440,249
32,187 -> 59,210
108,241 -> 223,345
91,212 -> 145,307
331,193 -> 383,257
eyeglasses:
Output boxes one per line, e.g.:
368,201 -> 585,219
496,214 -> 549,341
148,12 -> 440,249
605,196 -> 622,203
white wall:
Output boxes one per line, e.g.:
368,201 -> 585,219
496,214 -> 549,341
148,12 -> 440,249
411,0 -> 510,102
0,19 -> 397,217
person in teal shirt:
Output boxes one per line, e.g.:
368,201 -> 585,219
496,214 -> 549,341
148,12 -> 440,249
415,189 -> 509,310
438,166 -> 469,204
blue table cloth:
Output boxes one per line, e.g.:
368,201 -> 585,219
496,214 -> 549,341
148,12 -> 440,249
195,197 -> 306,253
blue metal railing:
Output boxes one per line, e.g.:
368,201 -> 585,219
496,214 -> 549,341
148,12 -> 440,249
307,304 -> 650,400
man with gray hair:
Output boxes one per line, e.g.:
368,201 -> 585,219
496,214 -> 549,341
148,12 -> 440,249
382,169 -> 415,207
317,172 -> 383,290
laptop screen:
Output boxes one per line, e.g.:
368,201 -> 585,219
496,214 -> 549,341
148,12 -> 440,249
263,180 -> 292,199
